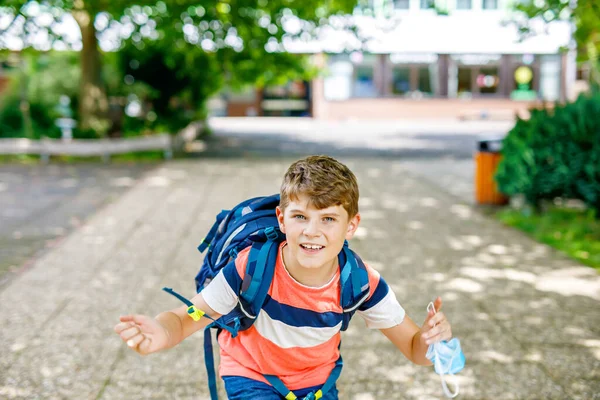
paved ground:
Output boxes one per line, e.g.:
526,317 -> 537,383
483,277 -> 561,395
204,117 -> 511,160
0,163 -> 156,290
0,119 -> 598,399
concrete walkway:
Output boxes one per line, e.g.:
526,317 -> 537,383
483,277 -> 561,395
1,130 -> 599,399
0,163 -> 155,290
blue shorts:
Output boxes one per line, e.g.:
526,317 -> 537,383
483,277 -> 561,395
223,376 -> 339,400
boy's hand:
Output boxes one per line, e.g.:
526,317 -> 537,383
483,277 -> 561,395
420,297 -> 452,345
114,315 -> 170,355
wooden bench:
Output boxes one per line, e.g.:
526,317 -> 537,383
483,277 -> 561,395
0,134 -> 173,162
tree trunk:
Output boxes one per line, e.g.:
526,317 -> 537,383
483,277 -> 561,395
72,8 -> 108,136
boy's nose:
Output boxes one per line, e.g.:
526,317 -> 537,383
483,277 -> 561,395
303,221 -> 321,237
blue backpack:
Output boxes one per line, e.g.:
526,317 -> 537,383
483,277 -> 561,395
163,194 -> 370,400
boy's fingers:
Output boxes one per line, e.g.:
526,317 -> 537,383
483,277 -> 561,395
424,297 -> 443,324
424,309 -> 435,324
424,325 -> 450,344
115,320 -> 139,333
131,314 -> 151,327
424,325 -> 442,339
138,336 -> 153,354
126,333 -> 145,350
114,322 -> 127,334
119,315 -> 134,323
120,315 -> 147,325
433,297 -> 443,312
120,326 -> 140,341
428,312 -> 446,327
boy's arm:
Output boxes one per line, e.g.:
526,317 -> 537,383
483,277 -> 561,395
115,292 -> 221,355
380,297 -> 452,366
380,316 -> 431,366
155,292 -> 222,348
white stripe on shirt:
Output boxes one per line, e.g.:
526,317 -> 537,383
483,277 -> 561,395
357,289 -> 405,329
201,271 -> 238,316
254,310 -> 342,349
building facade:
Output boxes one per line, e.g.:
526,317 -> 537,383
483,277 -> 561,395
220,0 -> 575,119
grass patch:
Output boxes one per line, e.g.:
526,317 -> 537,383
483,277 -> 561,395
0,150 -> 166,164
0,154 -> 41,164
495,206 -> 600,270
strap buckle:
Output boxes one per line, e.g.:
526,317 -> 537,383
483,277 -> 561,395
300,389 -> 323,400
264,227 -> 279,241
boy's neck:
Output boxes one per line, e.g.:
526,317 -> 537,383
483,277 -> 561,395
282,244 -> 338,288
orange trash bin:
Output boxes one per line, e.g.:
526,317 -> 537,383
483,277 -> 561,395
475,137 -> 509,205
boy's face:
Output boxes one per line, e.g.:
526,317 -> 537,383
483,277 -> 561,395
276,194 -> 360,271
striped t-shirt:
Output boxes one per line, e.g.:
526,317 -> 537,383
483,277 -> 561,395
202,242 -> 405,390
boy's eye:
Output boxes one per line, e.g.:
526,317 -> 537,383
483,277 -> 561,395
323,217 -> 335,222
293,215 -> 306,220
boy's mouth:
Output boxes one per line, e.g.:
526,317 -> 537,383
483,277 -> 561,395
300,243 -> 324,253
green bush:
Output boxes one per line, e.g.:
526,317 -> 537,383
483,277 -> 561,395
0,52 -> 80,139
496,93 -> 600,214
0,79 -> 63,139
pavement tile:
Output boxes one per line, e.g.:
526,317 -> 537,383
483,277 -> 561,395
530,345 -> 600,383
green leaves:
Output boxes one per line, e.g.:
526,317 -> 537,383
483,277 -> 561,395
496,93 -> 600,215
1,0 -> 361,135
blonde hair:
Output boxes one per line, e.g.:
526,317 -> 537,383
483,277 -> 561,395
279,155 -> 359,218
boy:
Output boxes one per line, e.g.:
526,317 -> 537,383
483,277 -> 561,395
114,155 -> 453,399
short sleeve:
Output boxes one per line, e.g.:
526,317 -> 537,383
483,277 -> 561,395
201,247 -> 250,315
356,264 -> 405,329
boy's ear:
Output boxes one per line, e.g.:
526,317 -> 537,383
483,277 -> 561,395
275,206 -> 286,234
345,213 -> 361,240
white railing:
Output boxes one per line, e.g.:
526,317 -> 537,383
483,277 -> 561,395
0,134 -> 173,162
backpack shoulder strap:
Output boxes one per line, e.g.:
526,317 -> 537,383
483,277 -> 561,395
339,244 -> 370,331
238,227 -> 283,319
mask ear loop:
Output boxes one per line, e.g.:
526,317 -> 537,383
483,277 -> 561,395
427,302 -> 460,399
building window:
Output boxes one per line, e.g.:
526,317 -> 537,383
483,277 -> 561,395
420,0 -> 435,9
451,54 -> 504,98
482,0 -> 499,9
353,65 -> 377,97
324,54 -> 381,100
477,67 -> 500,94
262,81 -> 310,116
389,66 -> 436,97
392,68 -> 411,95
394,0 -> 410,9
418,67 -> 433,94
324,57 -> 353,101
456,0 -> 472,9
457,68 -> 472,97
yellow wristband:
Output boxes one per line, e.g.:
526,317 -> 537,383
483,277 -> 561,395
187,305 -> 205,321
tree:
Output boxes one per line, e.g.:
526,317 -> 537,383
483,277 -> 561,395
513,0 -> 600,88
0,0 -> 358,135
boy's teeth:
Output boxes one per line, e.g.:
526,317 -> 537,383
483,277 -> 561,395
301,244 -> 322,250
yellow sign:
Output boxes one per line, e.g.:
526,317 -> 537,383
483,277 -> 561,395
515,66 -> 533,85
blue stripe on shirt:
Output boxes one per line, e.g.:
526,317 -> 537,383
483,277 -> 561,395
359,276 -> 390,311
222,260 -> 243,293
262,295 -> 343,328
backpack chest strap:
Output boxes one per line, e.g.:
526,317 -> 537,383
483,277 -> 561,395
264,354 -> 344,400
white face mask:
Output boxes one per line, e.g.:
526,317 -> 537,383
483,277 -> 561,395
425,302 -> 466,398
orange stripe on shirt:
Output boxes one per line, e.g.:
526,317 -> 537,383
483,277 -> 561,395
218,325 -> 340,390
